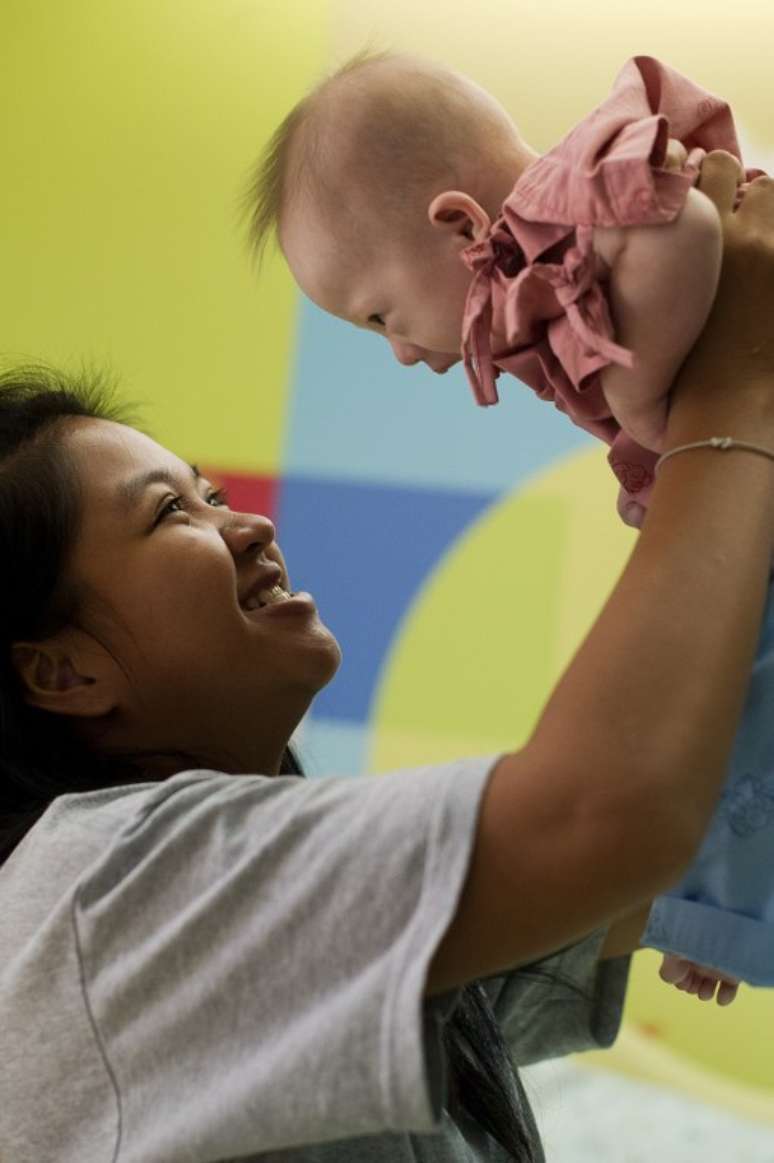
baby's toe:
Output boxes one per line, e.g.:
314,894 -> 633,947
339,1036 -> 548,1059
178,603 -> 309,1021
697,975 -> 718,1002
716,979 -> 740,1006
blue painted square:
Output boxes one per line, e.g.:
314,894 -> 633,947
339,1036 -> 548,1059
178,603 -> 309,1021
276,474 -> 496,722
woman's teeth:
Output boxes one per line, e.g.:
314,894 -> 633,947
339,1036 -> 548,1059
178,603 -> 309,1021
245,584 -> 291,611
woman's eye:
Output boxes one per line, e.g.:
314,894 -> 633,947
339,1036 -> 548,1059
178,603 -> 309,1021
157,494 -> 185,523
206,488 -> 229,507
155,488 -> 229,526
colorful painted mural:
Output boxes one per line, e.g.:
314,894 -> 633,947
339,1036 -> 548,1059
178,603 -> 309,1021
2,0 -> 772,1146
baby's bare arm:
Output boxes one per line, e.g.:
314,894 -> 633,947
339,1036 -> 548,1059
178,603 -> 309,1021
593,188 -> 723,451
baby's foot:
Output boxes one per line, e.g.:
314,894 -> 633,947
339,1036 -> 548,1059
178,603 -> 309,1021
659,953 -> 739,1005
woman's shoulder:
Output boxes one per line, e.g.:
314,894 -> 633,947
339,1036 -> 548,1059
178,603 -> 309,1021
6,759 -> 498,927
0,759 -> 502,1157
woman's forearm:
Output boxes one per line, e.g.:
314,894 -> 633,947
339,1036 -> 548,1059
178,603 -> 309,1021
531,408 -> 774,875
528,164 -> 774,896
429,393 -> 774,993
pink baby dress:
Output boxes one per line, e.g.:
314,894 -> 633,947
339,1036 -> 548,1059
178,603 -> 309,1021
460,55 -> 765,513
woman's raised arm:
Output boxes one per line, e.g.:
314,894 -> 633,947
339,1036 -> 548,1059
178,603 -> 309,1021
427,154 -> 774,996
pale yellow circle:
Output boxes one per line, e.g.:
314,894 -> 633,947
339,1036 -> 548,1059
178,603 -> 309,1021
369,445 -> 774,1116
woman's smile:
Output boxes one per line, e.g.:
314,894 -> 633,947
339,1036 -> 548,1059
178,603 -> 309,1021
241,590 -> 317,620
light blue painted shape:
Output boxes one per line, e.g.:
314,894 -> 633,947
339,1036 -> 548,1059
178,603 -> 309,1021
284,298 -> 595,493
293,715 -> 370,779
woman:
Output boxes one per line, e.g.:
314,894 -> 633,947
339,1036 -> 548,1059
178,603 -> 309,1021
2,153 -> 774,1163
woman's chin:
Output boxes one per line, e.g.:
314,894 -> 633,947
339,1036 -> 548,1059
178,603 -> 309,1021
288,625 -> 343,694
312,631 -> 343,688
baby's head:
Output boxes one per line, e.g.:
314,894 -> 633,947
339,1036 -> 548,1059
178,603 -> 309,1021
245,51 -> 537,373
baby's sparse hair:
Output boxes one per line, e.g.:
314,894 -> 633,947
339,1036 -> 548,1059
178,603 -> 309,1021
243,49 -> 522,265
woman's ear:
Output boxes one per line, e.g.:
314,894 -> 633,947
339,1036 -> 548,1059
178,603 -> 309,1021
11,633 -> 120,719
427,191 -> 492,244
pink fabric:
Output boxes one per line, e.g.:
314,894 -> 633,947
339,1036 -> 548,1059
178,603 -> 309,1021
460,55 -> 765,513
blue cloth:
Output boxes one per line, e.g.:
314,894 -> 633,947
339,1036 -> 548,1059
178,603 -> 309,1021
643,583 -> 774,985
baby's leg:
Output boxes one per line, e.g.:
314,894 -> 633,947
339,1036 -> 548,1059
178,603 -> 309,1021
659,953 -> 739,1005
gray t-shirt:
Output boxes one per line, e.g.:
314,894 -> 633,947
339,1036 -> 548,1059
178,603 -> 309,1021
0,758 -> 629,1162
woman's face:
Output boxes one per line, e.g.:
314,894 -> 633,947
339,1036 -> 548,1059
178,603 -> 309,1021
60,418 -> 341,774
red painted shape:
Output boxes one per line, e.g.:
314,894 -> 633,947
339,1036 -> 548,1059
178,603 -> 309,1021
201,467 -> 278,522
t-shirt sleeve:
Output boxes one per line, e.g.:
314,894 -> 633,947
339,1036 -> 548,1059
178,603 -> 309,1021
480,930 -> 631,1067
73,760 -> 495,1158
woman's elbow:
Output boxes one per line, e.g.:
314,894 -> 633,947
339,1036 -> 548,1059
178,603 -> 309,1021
582,771 -> 710,895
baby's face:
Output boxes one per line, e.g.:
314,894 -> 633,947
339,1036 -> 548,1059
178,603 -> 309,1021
280,201 -> 474,374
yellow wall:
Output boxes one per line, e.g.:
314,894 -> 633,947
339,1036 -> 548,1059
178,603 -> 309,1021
3,0 -> 773,1131
0,0 -> 327,471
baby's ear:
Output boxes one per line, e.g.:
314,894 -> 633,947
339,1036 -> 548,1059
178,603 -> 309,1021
428,191 -> 491,242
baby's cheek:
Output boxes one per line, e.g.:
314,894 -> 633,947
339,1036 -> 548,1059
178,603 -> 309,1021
436,275 -> 474,349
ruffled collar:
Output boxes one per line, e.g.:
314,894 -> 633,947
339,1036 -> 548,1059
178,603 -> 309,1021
460,222 -> 526,406
460,208 -> 633,407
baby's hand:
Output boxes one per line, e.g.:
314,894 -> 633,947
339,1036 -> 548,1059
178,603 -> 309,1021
658,953 -> 739,1005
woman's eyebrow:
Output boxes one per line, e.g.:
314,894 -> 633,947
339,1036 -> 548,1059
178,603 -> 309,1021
115,464 -> 201,512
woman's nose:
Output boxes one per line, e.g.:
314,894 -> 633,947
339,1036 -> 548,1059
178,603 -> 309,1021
388,337 -> 424,366
221,511 -> 276,556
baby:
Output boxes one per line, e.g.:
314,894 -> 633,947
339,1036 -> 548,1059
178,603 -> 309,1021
246,52 -> 773,1005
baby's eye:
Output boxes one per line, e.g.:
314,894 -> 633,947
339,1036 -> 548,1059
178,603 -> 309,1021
367,313 -> 385,327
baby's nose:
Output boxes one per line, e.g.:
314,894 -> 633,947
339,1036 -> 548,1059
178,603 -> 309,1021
389,338 -> 424,367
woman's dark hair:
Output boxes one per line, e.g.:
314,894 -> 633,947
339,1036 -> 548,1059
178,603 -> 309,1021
0,363 -> 542,1160
0,363 -> 146,860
